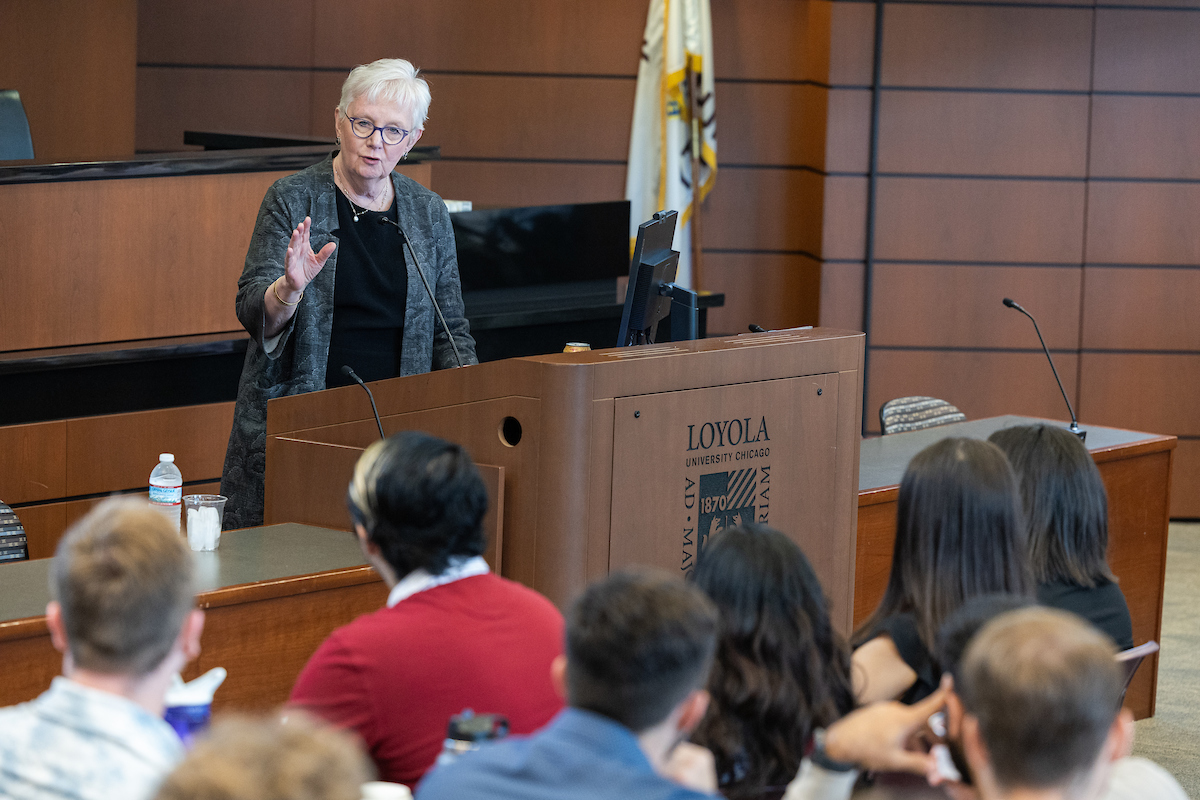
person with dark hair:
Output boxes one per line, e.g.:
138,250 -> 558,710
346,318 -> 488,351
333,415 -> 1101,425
416,568 -> 724,800
851,437 -> 1031,705
987,424 -> 1134,649
689,524 -> 856,799
289,431 -> 563,788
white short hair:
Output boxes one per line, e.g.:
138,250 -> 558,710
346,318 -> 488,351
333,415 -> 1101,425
338,58 -> 432,130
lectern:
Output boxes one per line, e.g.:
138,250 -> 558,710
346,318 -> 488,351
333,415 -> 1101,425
264,328 -> 865,628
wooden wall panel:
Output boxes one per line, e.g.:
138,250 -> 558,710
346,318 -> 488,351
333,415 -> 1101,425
819,262 -> 865,331
873,178 -> 1086,263
13,504 -> 66,562
1081,268 -> 1200,351
702,168 -> 824,254
826,89 -> 871,173
1093,9 -> 1200,93
880,5 -> 1093,90
1171,440 -> 1200,519
65,403 -> 235,496
718,83 -> 827,167
137,0 -> 314,67
137,68 -> 314,152
0,422 -> 66,505
711,0 -> 831,82
314,0 -> 645,75
432,161 -> 624,208
1079,354 -> 1200,437
867,351 -> 1081,433
0,172 -> 286,350
877,91 -> 1089,176
1087,183 -> 1200,265
869,264 -> 1081,349
704,254 -> 821,334
828,1 -> 875,86
1090,96 -> 1200,180
822,176 -> 868,261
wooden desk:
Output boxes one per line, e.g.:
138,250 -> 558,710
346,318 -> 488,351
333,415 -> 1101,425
855,416 -> 1175,719
0,523 -> 386,711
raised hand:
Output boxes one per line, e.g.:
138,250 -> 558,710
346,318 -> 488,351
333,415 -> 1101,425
281,217 -> 336,295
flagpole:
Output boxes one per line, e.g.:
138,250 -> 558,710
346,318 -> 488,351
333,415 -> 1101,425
687,60 -> 705,292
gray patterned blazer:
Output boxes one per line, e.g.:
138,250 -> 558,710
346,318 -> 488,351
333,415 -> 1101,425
220,154 -> 477,529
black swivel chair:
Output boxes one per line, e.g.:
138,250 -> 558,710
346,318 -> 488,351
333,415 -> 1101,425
0,90 -> 35,161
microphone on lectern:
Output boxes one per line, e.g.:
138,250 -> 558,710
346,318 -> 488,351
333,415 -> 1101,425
341,365 -> 386,439
1002,298 -> 1085,441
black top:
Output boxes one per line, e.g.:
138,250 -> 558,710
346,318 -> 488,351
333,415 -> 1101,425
867,613 -> 941,704
1037,579 -> 1135,650
325,189 -> 409,388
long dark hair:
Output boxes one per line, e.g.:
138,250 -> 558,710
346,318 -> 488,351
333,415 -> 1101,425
988,424 -> 1115,588
853,437 -> 1031,653
690,524 -> 855,799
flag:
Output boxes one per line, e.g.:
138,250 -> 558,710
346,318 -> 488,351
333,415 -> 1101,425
625,0 -> 717,290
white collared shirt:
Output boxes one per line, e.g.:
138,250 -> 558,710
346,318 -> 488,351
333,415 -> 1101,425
386,555 -> 491,608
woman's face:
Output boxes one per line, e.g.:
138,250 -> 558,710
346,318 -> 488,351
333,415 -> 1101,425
335,97 -> 423,187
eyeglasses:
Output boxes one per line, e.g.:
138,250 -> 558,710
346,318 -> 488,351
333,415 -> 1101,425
346,116 -> 410,146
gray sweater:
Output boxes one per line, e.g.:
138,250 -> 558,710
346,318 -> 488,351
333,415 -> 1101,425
220,155 -> 477,529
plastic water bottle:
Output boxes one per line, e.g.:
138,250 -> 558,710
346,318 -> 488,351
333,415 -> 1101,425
149,453 -> 183,531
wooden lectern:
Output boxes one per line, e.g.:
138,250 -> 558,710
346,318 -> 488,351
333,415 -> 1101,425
264,328 -> 865,628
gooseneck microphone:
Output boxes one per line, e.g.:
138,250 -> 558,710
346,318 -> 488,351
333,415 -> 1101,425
1002,298 -> 1085,441
341,365 -> 386,439
378,216 -> 464,368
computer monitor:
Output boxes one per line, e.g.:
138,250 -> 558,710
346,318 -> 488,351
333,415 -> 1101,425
616,211 -> 699,346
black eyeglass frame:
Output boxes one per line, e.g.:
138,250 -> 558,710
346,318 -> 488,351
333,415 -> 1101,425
345,116 -> 410,146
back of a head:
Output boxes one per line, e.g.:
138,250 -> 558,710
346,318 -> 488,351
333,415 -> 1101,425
988,424 -> 1114,588
935,593 -> 1036,680
957,607 -> 1124,792
154,713 -> 372,800
856,437 -> 1031,648
691,524 -> 854,796
50,498 -> 195,676
347,431 -> 488,579
566,568 -> 718,733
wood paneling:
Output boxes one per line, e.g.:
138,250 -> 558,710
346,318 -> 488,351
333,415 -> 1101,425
829,1 -> 876,87
314,0 -> 645,75
1171,439 -> 1200,519
880,5 -> 1093,90
433,161 -> 624,208
12,504 -> 66,561
819,262 -> 865,331
1081,268 -> 1200,351
66,403 -> 235,496
711,0 -> 831,82
0,172 -> 285,350
1090,96 -> 1200,180
718,83 -> 826,167
0,0 -> 136,163
866,350 -> 1081,433
703,253 -> 821,334
1079,354 -> 1200,437
854,495 -> 898,629
826,88 -> 871,173
878,91 -> 1089,177
137,0 -> 314,67
702,168 -> 825,253
64,482 -> 223,530
874,177 -> 1086,263
1094,9 -> 1200,94
822,176 -> 868,261
869,264 -> 1082,349
0,421 -> 66,505
137,68 -> 313,153
1087,183 -> 1200,266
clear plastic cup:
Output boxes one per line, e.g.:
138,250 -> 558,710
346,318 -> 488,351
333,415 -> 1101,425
183,495 -> 226,551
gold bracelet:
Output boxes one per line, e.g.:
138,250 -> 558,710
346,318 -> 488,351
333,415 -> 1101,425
272,278 -> 303,306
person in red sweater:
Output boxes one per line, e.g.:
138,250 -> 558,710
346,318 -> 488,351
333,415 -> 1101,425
289,431 -> 564,787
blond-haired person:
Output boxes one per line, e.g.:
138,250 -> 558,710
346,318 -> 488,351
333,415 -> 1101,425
0,499 -> 204,800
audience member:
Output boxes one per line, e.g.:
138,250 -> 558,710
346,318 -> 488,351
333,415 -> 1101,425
689,524 -> 855,799
289,431 -> 563,788
988,424 -> 1134,649
153,712 -> 372,800
0,499 -> 204,800
852,438 -> 1031,704
416,568 -> 722,800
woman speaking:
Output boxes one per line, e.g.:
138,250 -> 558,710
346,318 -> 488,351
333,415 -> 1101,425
221,58 -> 477,530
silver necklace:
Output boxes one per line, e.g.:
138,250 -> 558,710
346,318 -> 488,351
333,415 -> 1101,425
333,163 -> 388,222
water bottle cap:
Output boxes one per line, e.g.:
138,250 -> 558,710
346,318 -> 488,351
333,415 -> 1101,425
159,453 -> 175,463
